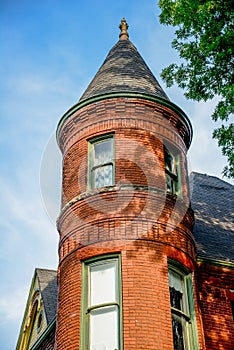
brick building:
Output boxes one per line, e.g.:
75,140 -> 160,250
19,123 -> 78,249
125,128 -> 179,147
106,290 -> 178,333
16,19 -> 234,350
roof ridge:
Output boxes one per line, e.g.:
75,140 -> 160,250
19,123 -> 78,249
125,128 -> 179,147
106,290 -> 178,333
35,267 -> 57,273
190,171 -> 234,187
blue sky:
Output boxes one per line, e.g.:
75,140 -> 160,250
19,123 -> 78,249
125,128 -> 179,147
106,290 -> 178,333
0,1 -> 232,349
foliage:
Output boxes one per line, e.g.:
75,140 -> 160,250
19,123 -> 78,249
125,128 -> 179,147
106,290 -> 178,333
159,0 -> 234,178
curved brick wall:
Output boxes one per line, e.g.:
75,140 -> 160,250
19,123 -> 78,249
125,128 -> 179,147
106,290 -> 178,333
58,98 -> 190,204
56,96 -> 198,350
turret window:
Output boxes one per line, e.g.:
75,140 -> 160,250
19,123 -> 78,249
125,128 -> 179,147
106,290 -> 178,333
168,261 -> 198,350
164,145 -> 181,195
88,135 -> 114,189
81,255 -> 122,350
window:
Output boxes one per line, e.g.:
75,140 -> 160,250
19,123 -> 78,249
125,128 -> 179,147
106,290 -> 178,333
81,256 -> 122,350
164,145 -> 181,195
231,301 -> 234,321
168,262 -> 198,350
88,135 -> 114,189
36,310 -> 43,333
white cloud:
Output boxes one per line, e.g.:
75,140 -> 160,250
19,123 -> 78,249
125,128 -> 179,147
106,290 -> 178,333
0,285 -> 29,324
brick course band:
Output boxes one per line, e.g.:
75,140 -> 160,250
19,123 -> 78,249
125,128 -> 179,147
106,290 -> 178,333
57,188 -> 195,263
57,96 -> 192,155
57,93 -> 193,148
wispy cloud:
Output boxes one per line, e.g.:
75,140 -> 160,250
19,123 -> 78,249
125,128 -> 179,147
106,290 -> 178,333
0,285 -> 29,324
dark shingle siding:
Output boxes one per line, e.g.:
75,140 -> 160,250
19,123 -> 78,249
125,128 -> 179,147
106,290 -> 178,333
190,172 -> 234,263
36,269 -> 58,324
79,39 -> 168,102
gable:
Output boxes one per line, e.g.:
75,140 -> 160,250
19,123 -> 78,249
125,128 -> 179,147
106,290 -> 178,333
16,269 -> 57,350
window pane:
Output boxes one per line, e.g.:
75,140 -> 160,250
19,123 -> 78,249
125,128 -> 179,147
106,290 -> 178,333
93,164 -> 112,188
169,270 -> 186,313
90,261 -> 116,306
172,314 -> 185,350
165,147 -> 177,175
90,306 -> 118,350
165,147 -> 173,173
170,287 -> 183,311
166,174 -> 174,193
169,270 -> 183,293
164,146 -> 180,196
93,139 -> 112,167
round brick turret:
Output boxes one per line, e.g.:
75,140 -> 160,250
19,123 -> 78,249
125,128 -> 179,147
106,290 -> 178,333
55,20 -> 200,350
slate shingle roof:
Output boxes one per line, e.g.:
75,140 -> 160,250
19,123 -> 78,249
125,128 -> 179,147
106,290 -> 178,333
36,268 -> 57,324
79,39 -> 169,102
190,172 -> 234,263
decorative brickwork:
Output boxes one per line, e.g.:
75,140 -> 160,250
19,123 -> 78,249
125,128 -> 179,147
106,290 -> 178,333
56,89 -> 200,349
58,98 -> 191,207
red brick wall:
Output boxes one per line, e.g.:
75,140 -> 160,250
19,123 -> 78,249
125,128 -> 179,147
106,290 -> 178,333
57,190 -> 195,261
56,241 -> 202,349
56,253 -> 81,350
59,98 -> 190,207
56,96 -> 201,349
197,262 -> 234,350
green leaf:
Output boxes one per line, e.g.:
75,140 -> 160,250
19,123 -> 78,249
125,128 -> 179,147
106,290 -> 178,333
159,0 -> 234,178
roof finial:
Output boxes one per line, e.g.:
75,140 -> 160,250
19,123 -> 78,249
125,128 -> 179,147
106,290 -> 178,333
119,18 -> 129,40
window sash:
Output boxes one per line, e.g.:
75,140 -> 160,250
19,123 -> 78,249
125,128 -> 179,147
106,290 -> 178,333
91,163 -> 113,188
81,256 -> 122,350
166,172 -> 178,194
89,305 -> 119,350
168,263 -> 198,350
171,313 -> 189,350
164,145 -> 181,195
89,260 -> 117,307
89,136 -> 114,189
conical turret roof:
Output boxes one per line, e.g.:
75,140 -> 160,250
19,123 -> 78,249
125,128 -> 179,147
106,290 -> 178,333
79,19 -> 168,102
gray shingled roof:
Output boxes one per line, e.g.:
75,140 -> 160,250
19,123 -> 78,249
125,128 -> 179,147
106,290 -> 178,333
36,268 -> 57,324
190,172 -> 234,263
79,38 -> 169,102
